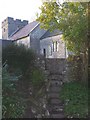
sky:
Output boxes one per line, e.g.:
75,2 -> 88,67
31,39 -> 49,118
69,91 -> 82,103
0,0 -> 42,38
0,0 -> 64,39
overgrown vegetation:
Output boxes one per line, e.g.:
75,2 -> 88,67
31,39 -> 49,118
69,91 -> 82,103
2,44 -> 46,118
37,2 -> 88,117
31,68 -> 45,88
2,44 -> 36,78
2,68 -> 27,118
60,81 -> 88,118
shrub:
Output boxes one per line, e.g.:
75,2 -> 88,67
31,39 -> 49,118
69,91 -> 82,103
31,68 -> 45,88
2,68 -> 26,118
60,81 -> 88,118
2,44 -> 46,118
2,44 -> 36,78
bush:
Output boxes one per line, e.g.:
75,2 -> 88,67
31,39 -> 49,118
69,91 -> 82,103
2,44 -> 46,117
60,81 -> 88,118
2,44 -> 46,86
2,68 -> 27,118
2,44 -> 36,78
31,68 -> 45,88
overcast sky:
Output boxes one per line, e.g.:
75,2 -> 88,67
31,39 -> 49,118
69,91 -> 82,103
0,0 -> 65,39
0,0 -> 43,38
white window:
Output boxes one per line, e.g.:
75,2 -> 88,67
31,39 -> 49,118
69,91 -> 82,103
52,41 -> 59,52
56,41 -> 59,52
56,41 -> 58,51
52,42 -> 56,52
52,42 -> 54,52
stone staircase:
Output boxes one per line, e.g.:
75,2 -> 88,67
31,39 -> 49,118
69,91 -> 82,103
45,59 -> 66,118
47,74 -> 65,118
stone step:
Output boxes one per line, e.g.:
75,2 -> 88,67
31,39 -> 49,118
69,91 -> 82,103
50,99 -> 62,105
51,106 -> 64,113
49,80 -> 63,86
48,75 -> 63,80
49,86 -> 60,92
48,93 -> 60,98
51,113 -> 65,118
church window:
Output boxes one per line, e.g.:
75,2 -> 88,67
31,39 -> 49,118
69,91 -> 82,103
56,41 -> 59,52
52,42 -> 56,52
52,42 -> 54,52
56,41 -> 57,51
52,41 -> 59,52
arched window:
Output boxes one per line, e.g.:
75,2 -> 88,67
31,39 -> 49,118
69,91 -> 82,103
56,41 -> 59,52
56,41 -> 57,51
52,42 -> 54,52
52,41 -> 59,52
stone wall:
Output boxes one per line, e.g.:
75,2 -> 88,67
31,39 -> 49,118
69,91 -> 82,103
37,57 -> 83,83
2,17 -> 28,39
40,35 -> 67,58
35,56 -> 83,83
0,39 -> 13,48
64,57 -> 83,82
45,58 -> 66,74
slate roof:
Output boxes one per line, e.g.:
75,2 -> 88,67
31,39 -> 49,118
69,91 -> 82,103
10,21 -> 39,40
40,29 -> 62,40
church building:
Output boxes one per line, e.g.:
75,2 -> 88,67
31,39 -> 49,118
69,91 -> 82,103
1,17 -> 70,58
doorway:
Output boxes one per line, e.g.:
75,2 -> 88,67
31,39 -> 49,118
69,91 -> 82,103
43,48 -> 46,58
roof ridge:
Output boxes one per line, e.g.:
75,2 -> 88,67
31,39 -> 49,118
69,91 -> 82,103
9,27 -> 23,38
9,21 -> 40,40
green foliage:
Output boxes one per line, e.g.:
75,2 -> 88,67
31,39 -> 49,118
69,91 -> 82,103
60,81 -> 88,118
2,44 -> 36,78
37,1 -> 60,30
37,2 -> 88,54
31,68 -> 45,88
2,44 -> 46,118
2,68 -> 26,118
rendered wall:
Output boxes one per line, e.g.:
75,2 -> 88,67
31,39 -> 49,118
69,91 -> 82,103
40,35 -> 68,58
16,36 -> 30,48
30,25 -> 47,54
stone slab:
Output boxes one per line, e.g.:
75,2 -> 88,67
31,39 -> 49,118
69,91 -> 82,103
49,86 -> 60,92
48,93 -> 59,98
52,114 -> 65,118
51,99 -> 62,105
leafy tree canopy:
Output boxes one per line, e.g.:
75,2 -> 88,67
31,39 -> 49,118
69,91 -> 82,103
37,1 -> 88,54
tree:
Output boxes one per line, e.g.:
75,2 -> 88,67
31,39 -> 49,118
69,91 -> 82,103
37,1 -> 88,53
37,1 -> 88,81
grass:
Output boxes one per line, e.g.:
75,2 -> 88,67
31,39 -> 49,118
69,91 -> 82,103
60,81 -> 88,118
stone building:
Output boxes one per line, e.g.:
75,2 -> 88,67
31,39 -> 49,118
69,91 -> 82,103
1,17 -> 70,58
2,17 -> 28,39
